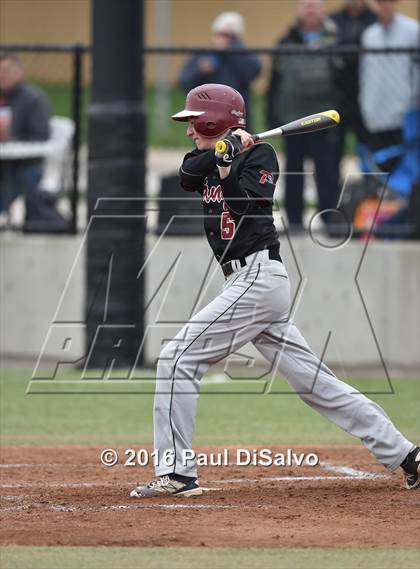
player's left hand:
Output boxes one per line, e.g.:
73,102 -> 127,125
215,133 -> 243,167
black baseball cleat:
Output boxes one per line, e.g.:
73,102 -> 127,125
130,475 -> 203,498
401,447 -> 420,490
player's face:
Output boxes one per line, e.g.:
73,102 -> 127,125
186,119 -> 222,150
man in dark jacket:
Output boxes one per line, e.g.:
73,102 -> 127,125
0,52 -> 50,213
267,0 -> 339,230
330,0 -> 377,169
179,12 -> 261,132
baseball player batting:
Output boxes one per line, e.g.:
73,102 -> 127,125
131,84 -> 419,497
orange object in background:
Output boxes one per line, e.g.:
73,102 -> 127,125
353,196 -> 402,233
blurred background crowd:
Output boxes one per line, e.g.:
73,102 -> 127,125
1,0 -> 419,239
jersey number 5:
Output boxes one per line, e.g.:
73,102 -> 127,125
220,211 -> 236,240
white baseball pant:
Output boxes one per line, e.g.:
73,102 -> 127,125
154,250 -> 413,477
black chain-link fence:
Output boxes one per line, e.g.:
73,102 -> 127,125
0,44 -> 418,238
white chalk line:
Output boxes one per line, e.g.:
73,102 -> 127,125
0,473 -> 388,490
0,461 -> 387,475
0,460 -> 387,477
212,474 -> 388,483
0,463 -> 107,468
1,494 -> 24,501
0,477 -> 343,490
1,482 -> 131,488
319,462 -> 387,479
0,464 -> 42,468
0,502 -> 241,513
0,459 -> 389,490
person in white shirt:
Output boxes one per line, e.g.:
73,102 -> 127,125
359,0 -> 419,172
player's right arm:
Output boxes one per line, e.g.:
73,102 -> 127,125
179,149 -> 217,192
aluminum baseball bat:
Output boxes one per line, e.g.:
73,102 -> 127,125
252,110 -> 340,141
215,110 -> 340,155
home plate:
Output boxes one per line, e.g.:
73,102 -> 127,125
179,486 -> 221,497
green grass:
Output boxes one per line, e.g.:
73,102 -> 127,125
1,546 -> 419,569
32,80 -> 356,153
1,370 -> 418,446
35,80 -> 90,143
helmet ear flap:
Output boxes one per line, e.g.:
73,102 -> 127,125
205,121 -> 217,132
194,116 -> 222,137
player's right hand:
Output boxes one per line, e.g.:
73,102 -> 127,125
232,128 -> 255,150
215,133 -> 242,167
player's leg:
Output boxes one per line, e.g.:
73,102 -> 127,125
153,261 -> 279,479
253,317 -> 414,472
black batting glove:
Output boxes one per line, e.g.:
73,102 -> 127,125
215,133 -> 242,167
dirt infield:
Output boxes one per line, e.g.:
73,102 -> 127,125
1,446 -> 418,549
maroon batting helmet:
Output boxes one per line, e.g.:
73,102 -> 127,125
171,84 -> 246,138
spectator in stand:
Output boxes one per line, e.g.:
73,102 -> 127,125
330,0 -> 377,170
360,0 -> 419,173
179,12 -> 261,131
267,0 -> 339,231
0,52 -> 50,213
359,0 -> 419,239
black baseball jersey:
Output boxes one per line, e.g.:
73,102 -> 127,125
179,142 -> 279,263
